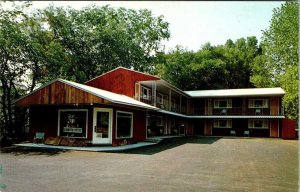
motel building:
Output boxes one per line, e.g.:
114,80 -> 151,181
14,67 -> 296,146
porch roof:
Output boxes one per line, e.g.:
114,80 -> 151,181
15,79 -> 159,111
158,110 -> 285,119
185,87 -> 285,98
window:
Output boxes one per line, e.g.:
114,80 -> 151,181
213,119 -> 232,128
248,99 -> 268,108
58,109 -> 88,138
157,93 -> 164,105
248,119 -> 269,129
116,111 -> 133,138
141,86 -> 151,100
214,99 -> 232,108
147,115 -> 151,126
157,116 -> 164,126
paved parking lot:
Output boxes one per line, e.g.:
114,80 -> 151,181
0,137 -> 298,192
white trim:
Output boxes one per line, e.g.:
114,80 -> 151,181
141,86 -> 151,100
116,111 -> 133,139
157,109 -> 285,119
185,87 -> 285,98
93,108 -> 113,144
15,78 -> 158,110
57,109 -> 88,138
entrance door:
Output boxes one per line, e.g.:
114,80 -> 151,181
93,108 -> 113,144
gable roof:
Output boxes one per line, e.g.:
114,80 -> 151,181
185,87 -> 285,98
15,79 -> 158,110
85,66 -> 160,84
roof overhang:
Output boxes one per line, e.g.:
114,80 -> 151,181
185,87 -> 285,98
14,79 -> 159,111
158,110 -> 285,119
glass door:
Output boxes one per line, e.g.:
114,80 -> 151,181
93,108 -> 112,144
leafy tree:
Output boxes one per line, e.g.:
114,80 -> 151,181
156,37 -> 260,90
39,5 -> 170,83
0,2 -> 170,139
250,2 -> 298,119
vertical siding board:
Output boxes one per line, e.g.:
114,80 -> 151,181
270,119 -> 279,137
270,97 -> 279,115
86,68 -> 160,97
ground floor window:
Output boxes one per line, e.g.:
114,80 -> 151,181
248,119 -> 269,129
116,111 -> 133,138
58,109 -> 88,138
213,119 -> 232,128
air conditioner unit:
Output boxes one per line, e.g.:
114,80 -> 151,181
220,109 -> 227,115
255,108 -> 262,115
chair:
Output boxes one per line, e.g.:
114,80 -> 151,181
244,130 -> 250,137
230,130 -> 236,136
33,132 -> 45,143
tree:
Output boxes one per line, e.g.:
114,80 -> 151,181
0,2 -> 170,139
250,2 -> 298,119
155,37 -> 260,91
39,5 -> 170,83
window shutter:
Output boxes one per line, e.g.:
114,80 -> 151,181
213,120 -> 218,127
227,120 -> 232,128
214,100 -> 219,108
248,120 -> 254,128
263,99 -> 268,108
227,99 -> 232,108
248,100 -> 254,108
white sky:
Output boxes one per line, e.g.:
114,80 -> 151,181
2,1 -> 284,52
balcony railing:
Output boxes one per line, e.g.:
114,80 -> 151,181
138,96 -> 284,116
193,107 -> 284,116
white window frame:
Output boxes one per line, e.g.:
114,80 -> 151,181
214,99 -> 232,109
141,86 -> 151,100
57,109 -> 88,138
116,111 -> 133,139
248,99 -> 269,108
248,119 -> 269,129
213,119 -> 232,128
157,93 -> 164,105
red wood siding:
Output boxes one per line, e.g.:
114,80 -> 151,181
111,106 -> 147,146
29,106 -> 58,141
16,81 -> 107,106
204,120 -> 212,136
86,68 -> 160,97
270,119 -> 279,137
28,106 -> 93,142
270,97 -> 280,115
282,118 -> 297,139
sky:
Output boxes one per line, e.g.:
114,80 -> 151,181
2,1 -> 284,52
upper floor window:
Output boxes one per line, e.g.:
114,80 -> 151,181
213,119 -> 232,128
214,99 -> 232,108
248,99 -> 268,108
141,86 -> 151,100
157,93 -> 164,105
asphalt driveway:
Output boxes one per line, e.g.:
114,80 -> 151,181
0,137 -> 298,192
